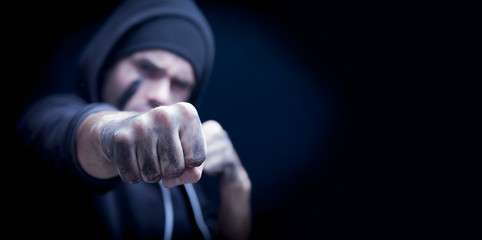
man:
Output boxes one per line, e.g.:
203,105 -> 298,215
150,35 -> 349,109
16,0 -> 250,239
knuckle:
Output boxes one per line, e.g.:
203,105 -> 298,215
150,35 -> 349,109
113,130 -> 132,147
163,165 -> 185,178
204,120 -> 226,136
205,120 -> 221,128
218,128 -> 228,137
214,128 -> 228,140
175,102 -> 198,121
130,117 -> 144,130
175,102 -> 195,111
150,107 -> 171,125
130,118 -> 148,137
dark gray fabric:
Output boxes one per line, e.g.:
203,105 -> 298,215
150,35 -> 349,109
104,17 -> 206,86
16,94 -> 120,191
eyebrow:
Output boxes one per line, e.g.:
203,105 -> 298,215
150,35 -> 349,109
135,58 -> 166,75
135,58 -> 193,84
172,76 -> 193,88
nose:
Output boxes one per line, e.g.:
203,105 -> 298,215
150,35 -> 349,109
146,78 -> 172,107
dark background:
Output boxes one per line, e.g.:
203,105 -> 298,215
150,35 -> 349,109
8,0 -> 360,239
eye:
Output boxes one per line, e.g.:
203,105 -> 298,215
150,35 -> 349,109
172,78 -> 193,91
139,61 -> 154,72
136,59 -> 166,78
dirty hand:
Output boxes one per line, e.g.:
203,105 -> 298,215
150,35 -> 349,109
99,102 -> 206,188
202,120 -> 248,185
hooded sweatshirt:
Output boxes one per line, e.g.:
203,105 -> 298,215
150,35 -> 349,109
16,0 -> 216,238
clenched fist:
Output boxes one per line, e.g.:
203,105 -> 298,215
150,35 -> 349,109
77,102 -> 206,188
201,120 -> 251,239
202,120 -> 250,188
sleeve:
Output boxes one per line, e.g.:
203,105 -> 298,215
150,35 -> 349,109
16,94 -> 121,192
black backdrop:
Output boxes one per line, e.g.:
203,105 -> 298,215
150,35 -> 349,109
8,0 -> 360,239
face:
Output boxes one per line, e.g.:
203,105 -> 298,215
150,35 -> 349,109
102,49 -> 196,112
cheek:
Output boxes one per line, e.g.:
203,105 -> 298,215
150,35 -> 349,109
104,70 -> 139,107
173,85 -> 194,102
174,91 -> 188,102
102,78 -> 120,105
122,88 -> 148,111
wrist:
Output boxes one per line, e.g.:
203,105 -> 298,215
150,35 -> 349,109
76,110 -> 132,179
220,163 -> 251,194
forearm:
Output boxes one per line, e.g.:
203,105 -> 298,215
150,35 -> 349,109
16,95 -> 124,189
217,165 -> 252,240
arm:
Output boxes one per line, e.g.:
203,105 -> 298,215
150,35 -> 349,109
16,95 -> 120,188
76,102 -> 207,188
202,121 -> 252,240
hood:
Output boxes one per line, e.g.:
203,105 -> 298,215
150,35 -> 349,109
76,0 -> 215,106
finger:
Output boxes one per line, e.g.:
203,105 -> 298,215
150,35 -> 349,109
112,132 -> 141,184
204,142 -> 226,169
206,139 -> 225,156
202,120 -> 220,132
203,149 -> 228,174
177,103 -> 206,168
202,120 -> 218,142
162,165 -> 203,188
205,150 -> 225,168
131,117 -> 161,183
202,120 -> 228,144
158,129 -> 185,179
136,135 -> 161,183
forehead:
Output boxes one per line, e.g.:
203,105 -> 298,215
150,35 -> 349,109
131,50 -> 193,71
